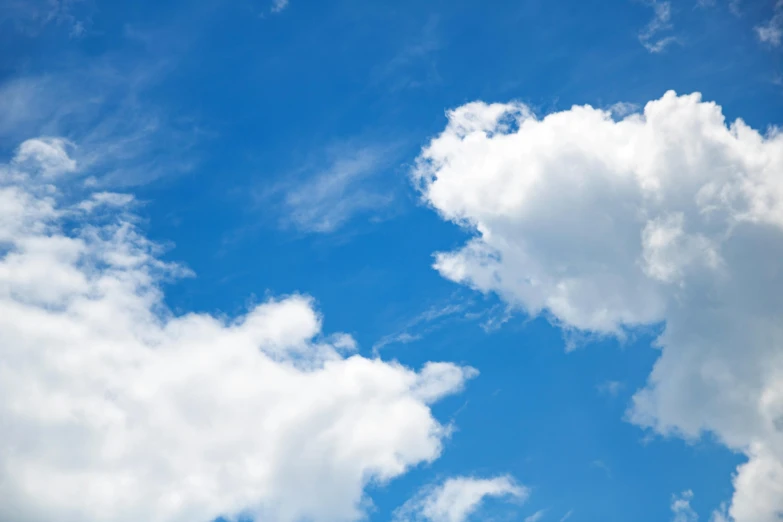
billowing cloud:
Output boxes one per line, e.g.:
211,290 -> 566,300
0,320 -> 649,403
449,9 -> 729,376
0,139 -> 477,522
394,475 -> 527,522
414,91 -> 783,522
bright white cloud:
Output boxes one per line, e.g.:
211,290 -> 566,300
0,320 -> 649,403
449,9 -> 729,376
394,475 -> 527,522
0,139 -> 477,522
414,91 -> 783,522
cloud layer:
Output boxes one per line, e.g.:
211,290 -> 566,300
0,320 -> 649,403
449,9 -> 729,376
0,138 -> 476,522
414,91 -> 783,522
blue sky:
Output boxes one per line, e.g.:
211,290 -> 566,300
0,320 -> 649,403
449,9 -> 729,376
1,1 -> 783,522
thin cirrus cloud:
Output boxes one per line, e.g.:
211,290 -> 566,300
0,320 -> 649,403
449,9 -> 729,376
524,509 -> 547,522
0,0 -> 90,37
371,16 -> 442,93
0,25 -> 202,187
393,475 -> 528,522
271,0 -> 290,13
638,0 -> 678,53
413,91 -> 783,521
264,143 -> 402,233
372,301 -> 468,353
0,137 -> 477,522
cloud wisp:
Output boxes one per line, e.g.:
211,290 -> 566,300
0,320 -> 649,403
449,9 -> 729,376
394,475 -> 527,522
261,143 -> 402,234
638,1 -> 678,53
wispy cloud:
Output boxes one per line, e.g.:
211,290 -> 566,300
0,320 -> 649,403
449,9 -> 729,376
525,509 -> 547,522
638,1 -> 678,53
0,26 -> 203,186
394,475 -> 528,522
591,460 -> 613,478
373,301 -> 468,353
372,16 -> 442,92
373,295 -> 515,353
755,0 -> 783,47
559,510 -> 574,522
261,143 -> 402,234
271,0 -> 290,13
596,380 -> 625,397
671,491 -> 698,522
372,332 -> 424,352
0,0 -> 90,37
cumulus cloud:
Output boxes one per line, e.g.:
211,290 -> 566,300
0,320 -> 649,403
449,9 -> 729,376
414,91 -> 783,522
394,475 -> 527,522
0,138 -> 477,522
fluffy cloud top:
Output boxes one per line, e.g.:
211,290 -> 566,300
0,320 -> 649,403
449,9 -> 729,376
394,475 -> 527,522
414,91 -> 783,522
0,139 -> 476,522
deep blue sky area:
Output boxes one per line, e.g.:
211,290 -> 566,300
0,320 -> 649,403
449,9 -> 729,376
1,0 -> 781,521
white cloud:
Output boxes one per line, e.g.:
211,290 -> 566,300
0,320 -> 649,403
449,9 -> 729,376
266,144 -> 399,233
12,137 -> 76,177
672,490 -> 698,522
525,509 -> 547,522
638,1 -> 678,53
755,0 -> 783,47
414,91 -> 783,522
0,138 -> 477,522
394,475 -> 527,522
